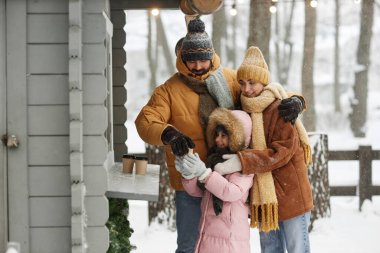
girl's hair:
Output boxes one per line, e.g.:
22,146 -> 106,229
214,124 -> 228,138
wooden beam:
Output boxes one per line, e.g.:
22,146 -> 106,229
372,186 -> 380,196
110,0 -> 179,10
330,186 -> 357,196
328,150 -> 358,160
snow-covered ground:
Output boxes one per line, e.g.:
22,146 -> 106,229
128,197 -> 380,253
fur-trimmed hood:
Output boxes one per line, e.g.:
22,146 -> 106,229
207,108 -> 252,152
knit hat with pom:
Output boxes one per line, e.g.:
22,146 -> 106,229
237,46 -> 270,85
181,18 -> 214,62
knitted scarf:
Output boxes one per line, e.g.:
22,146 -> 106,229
178,67 -> 234,132
178,74 -> 217,132
205,67 -> 234,110
241,82 -> 312,231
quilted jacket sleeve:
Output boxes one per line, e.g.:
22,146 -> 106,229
135,85 -> 173,145
182,178 -> 204,197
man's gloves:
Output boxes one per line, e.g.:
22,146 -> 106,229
161,127 -> 195,156
214,154 -> 242,175
278,96 -> 304,124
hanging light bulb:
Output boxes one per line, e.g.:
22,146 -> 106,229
353,0 -> 361,4
230,4 -> 237,16
151,8 -> 159,16
310,0 -> 318,8
272,0 -> 278,2
269,5 -> 277,14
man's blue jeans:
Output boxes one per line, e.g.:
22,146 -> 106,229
260,211 -> 311,253
175,191 -> 202,253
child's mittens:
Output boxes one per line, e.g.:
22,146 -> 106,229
175,156 -> 195,179
214,154 -> 242,175
183,153 -> 211,181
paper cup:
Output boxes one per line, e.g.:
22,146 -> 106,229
122,154 -> 135,174
135,156 -> 148,175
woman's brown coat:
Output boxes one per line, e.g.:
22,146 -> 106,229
238,100 -> 313,221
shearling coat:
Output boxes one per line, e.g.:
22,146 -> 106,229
182,172 -> 253,253
135,53 -> 241,190
238,100 -> 313,221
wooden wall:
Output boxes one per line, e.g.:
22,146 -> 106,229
26,0 -> 110,252
110,7 -> 127,162
0,0 -> 6,249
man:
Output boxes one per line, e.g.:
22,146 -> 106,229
135,18 -> 304,253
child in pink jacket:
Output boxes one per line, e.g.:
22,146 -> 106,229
175,108 -> 254,253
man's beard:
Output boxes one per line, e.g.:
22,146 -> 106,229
191,67 -> 210,76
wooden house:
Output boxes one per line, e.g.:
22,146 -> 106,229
0,0 -> 178,252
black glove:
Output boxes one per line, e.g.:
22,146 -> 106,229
278,96 -> 304,124
161,127 -> 195,156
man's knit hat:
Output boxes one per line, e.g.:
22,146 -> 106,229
237,46 -> 270,85
181,18 -> 214,62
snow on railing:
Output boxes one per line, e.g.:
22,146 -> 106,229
5,242 -> 20,253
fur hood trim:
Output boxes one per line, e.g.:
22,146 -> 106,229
207,108 -> 251,152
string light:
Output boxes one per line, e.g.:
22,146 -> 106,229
230,3 -> 237,16
270,5 -> 277,13
310,0 -> 318,8
270,0 -> 277,14
151,8 -> 159,16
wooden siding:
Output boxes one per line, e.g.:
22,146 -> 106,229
0,0 -> 7,248
28,44 -> 108,74
30,228 -> 71,253
25,0 -> 110,251
110,8 -> 127,161
28,13 -> 110,44
29,166 -> 107,197
28,136 -> 108,166
28,105 -> 107,135
29,196 -> 108,227
6,0 -> 30,250
28,74 -> 108,105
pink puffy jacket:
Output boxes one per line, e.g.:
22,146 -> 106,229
182,171 -> 253,253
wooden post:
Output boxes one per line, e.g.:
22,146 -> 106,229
307,133 -> 331,230
358,145 -> 372,210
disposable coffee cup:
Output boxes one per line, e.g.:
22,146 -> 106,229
122,154 -> 135,174
135,156 -> 148,175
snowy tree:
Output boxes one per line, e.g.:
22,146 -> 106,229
349,0 -> 374,137
302,0 -> 317,131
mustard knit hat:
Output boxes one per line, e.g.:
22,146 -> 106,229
237,46 -> 270,85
